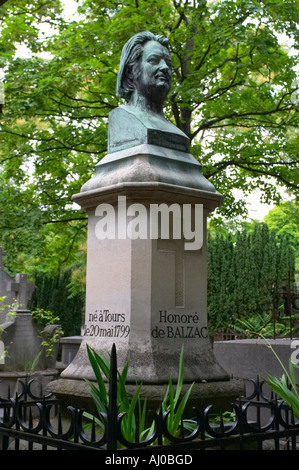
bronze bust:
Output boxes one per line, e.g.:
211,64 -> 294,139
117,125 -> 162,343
116,31 -> 172,115
109,32 -> 190,154
80,32 -> 215,199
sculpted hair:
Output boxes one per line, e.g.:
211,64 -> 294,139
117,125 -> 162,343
116,31 -> 170,100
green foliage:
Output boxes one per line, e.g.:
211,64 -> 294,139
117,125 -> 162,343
158,345 -> 195,441
31,307 -> 60,328
30,270 -> 84,336
265,362 -> 299,419
0,0 -> 298,273
261,337 -> 299,418
264,201 -> 299,276
31,307 -> 63,357
0,295 -> 15,362
230,313 -> 292,338
84,344 -> 148,444
0,295 -> 17,320
207,223 -> 296,333
265,201 -> 299,246
84,344 -> 194,445
0,0 -> 63,57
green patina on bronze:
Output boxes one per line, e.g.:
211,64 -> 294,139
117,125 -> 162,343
110,31 -> 189,154
80,32 -> 217,194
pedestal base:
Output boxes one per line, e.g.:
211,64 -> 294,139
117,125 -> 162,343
47,376 -> 245,416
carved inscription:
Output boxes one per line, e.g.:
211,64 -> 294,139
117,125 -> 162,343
152,310 -> 208,339
84,309 -> 207,340
84,309 -> 130,338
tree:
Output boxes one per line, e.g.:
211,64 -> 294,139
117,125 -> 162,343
207,223 -> 295,334
30,269 -> 84,336
264,201 -> 299,253
0,0 -> 298,275
264,200 -> 299,278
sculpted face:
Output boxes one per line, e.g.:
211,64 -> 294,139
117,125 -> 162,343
133,40 -> 172,105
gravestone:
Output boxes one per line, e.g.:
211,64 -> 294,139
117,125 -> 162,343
0,264 -> 41,371
8,273 -> 35,311
0,250 -> 59,372
48,32 -> 244,408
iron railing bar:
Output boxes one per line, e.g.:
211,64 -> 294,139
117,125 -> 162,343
131,427 -> 299,451
0,427 -> 102,450
106,343 -> 119,450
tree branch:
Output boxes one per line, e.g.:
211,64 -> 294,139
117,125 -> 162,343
49,93 -> 116,110
194,44 -> 211,71
193,104 -> 294,138
60,222 -> 87,265
43,217 -> 87,225
206,159 -> 299,190
0,129 -> 106,155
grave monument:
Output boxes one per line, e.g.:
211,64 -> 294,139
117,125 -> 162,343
49,32 -> 243,408
0,252 -> 60,373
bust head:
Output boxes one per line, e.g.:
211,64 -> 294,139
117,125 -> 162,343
116,32 -> 172,111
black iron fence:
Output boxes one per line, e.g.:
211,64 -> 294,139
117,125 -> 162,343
1,346 -> 299,451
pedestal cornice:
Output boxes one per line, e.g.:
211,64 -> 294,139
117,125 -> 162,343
72,144 -> 223,213
73,180 -> 223,213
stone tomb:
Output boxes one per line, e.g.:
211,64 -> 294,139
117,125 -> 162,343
48,32 -> 244,409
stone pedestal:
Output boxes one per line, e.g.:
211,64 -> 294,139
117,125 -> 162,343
48,139 -> 244,408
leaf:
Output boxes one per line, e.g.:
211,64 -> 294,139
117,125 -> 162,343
174,344 -> 184,406
86,345 -> 107,406
265,373 -> 299,418
288,360 -> 299,394
92,349 -> 110,379
122,382 -> 143,441
138,397 -> 147,437
170,382 -> 195,435
117,361 -> 130,410
84,378 -> 107,415
83,411 -> 105,430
